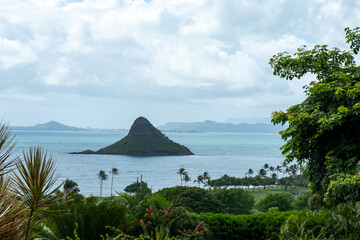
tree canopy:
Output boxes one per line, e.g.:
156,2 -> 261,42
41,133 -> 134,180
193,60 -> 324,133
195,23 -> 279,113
270,27 -> 360,193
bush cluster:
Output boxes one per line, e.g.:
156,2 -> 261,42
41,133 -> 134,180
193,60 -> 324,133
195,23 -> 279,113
198,211 -> 300,240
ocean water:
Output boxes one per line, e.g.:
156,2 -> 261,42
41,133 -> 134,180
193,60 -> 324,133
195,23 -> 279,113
11,130 -> 285,196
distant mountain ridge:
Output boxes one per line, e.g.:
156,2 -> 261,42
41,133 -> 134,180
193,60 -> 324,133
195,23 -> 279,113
157,120 -> 284,133
11,121 -> 87,131
10,119 -> 284,133
10,121 -> 125,132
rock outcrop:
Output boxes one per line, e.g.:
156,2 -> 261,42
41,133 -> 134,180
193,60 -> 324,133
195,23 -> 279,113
72,117 -> 193,156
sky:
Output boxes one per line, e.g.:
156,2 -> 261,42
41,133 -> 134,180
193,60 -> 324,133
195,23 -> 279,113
1,0 -> 359,129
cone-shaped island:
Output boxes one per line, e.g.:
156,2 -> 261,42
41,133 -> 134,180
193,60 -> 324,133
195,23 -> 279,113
72,117 -> 193,156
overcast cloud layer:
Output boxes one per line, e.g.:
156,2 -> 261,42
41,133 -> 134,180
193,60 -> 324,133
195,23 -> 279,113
1,0 -> 359,128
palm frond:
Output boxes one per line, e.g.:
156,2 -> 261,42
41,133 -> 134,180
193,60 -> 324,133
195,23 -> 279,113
0,176 -> 27,240
0,121 -> 17,176
11,147 -> 63,210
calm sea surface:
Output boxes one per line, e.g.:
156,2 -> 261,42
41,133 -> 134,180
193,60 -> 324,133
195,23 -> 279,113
12,130 -> 285,196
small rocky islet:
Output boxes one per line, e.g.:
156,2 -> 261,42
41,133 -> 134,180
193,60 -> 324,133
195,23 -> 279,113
71,116 -> 193,156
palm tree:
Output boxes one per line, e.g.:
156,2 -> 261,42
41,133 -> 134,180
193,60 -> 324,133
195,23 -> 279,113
177,168 -> 187,186
11,147 -> 63,240
269,166 -> 275,175
262,163 -> 269,171
98,170 -> 108,197
184,173 -> 191,186
194,175 -> 204,187
289,164 -> 298,177
276,165 -> 282,176
282,162 -> 288,177
246,168 -> 254,177
258,168 -> 267,178
202,171 -> 210,188
285,167 -> 291,177
271,172 -> 278,182
64,178 -> 80,199
110,167 -> 119,197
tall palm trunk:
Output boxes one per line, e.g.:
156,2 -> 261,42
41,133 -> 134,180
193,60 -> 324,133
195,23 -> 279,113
111,173 -> 114,197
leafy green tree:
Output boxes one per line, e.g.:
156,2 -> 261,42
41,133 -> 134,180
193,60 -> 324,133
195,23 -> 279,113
155,186 -> 223,214
255,193 -> 294,212
211,188 -> 255,214
124,181 -> 148,194
278,176 -> 291,191
324,172 -> 360,206
11,147 -> 63,240
270,28 -> 360,193
97,170 -> 108,197
110,167 -> 119,197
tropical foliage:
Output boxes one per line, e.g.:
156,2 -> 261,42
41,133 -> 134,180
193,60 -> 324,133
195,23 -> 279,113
270,27 -> 360,193
210,188 -> 255,215
124,181 -> 149,194
97,170 -> 108,197
255,193 -> 295,212
47,195 -> 128,240
280,204 -> 360,240
199,211 -> 300,240
12,147 -> 64,240
155,186 -> 223,214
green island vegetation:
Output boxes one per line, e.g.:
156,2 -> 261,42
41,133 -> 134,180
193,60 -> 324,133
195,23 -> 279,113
72,117 -> 193,156
2,27 -> 360,239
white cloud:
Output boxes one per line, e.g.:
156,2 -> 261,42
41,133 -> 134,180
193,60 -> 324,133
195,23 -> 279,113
0,37 -> 37,69
0,0 -> 360,127
38,57 -> 72,86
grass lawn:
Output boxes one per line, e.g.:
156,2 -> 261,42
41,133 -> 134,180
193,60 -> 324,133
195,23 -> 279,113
95,195 -> 122,202
244,186 -> 308,203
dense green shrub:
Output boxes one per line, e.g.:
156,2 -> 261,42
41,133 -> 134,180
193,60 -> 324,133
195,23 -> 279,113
46,196 -> 128,240
155,186 -> 223,213
294,191 -> 312,210
256,192 -> 295,212
199,211 -> 300,240
210,188 -> 255,214
124,181 -> 149,194
280,204 -> 360,240
324,173 -> 360,206
308,193 -> 324,210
